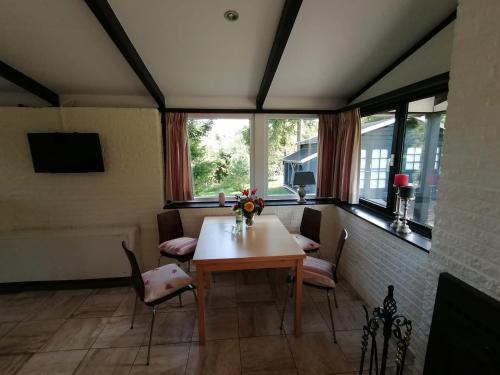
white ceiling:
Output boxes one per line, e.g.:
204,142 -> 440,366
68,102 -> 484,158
0,0 -> 457,109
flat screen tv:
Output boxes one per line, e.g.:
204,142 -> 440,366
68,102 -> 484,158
27,132 -> 105,173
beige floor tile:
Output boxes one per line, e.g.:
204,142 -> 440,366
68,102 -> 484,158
192,307 -> 238,341
186,339 -> 240,375
237,284 -> 275,304
0,294 -> 51,323
160,290 -> 198,312
210,271 -> 237,287
0,322 -> 17,338
242,370 -> 298,375
316,301 -> 366,332
74,347 -> 139,375
113,293 -> 151,317
0,353 -> 32,375
238,304 -> 282,337
27,293 -> 87,321
93,287 -> 132,295
287,332 -> 353,374
93,315 -> 149,348
279,301 -> 329,334
42,317 -> 107,351
240,336 -> 295,373
147,311 -> 196,345
71,293 -> 126,318
130,343 -> 189,373
0,319 -> 64,353
206,285 -> 237,308
17,350 -> 88,375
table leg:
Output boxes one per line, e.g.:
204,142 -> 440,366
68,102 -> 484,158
196,265 -> 206,345
294,259 -> 303,337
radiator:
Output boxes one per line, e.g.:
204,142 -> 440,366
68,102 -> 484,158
0,226 -> 139,282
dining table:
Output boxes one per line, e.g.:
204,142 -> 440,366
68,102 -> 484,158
192,214 -> 306,344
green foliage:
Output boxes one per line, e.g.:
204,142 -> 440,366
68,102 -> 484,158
214,151 -> 231,183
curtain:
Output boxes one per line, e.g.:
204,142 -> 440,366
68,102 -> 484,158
316,109 -> 361,203
164,112 -> 194,201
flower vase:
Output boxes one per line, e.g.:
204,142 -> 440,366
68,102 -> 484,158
245,215 -> 254,227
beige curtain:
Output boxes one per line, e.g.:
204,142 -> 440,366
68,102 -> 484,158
316,109 -> 361,203
164,112 -> 194,201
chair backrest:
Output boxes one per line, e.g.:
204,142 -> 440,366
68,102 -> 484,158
121,241 -> 145,301
300,207 -> 321,244
157,209 -> 184,244
332,228 -> 348,283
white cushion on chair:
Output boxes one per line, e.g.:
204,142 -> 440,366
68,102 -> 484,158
303,256 -> 336,289
142,264 -> 193,303
292,233 -> 320,251
159,237 -> 197,256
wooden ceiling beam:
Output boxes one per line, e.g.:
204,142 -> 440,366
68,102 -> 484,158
85,0 -> 165,110
256,0 -> 303,110
0,60 -> 59,106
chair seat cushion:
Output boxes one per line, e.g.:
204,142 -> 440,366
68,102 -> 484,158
159,237 -> 197,256
303,256 -> 335,288
142,264 -> 193,303
292,233 -> 320,251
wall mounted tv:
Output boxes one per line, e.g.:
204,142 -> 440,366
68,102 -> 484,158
27,132 -> 105,173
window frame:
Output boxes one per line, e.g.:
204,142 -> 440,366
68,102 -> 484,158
359,89 -> 447,238
186,113 -> 319,202
187,113 -> 254,202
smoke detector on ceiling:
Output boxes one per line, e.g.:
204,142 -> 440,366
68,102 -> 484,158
224,10 -> 239,22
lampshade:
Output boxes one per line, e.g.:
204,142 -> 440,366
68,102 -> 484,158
293,171 -> 315,185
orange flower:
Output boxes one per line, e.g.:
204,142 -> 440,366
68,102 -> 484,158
243,201 -> 254,213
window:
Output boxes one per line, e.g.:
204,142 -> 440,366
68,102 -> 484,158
186,114 -> 317,201
402,99 -> 447,227
358,93 -> 447,233
267,118 -> 319,196
359,112 -> 395,207
188,117 -> 250,198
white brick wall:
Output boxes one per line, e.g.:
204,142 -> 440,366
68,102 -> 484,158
0,107 -> 165,276
414,0 -> 500,372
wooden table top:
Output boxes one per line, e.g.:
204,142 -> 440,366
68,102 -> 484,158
193,215 -> 305,264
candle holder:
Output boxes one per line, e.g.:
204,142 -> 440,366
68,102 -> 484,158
390,186 -> 402,230
397,185 -> 416,234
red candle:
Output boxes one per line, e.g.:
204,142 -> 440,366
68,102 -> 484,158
394,174 -> 409,187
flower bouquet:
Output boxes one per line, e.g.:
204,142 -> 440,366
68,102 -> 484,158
232,187 -> 265,226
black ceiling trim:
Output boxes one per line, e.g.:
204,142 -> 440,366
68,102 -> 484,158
0,60 -> 59,106
347,9 -> 457,104
84,0 -> 165,110
256,0 -> 303,110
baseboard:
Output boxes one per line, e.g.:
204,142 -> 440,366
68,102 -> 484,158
0,277 -> 131,293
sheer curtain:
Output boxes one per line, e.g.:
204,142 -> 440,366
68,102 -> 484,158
316,109 -> 361,203
164,112 -> 194,201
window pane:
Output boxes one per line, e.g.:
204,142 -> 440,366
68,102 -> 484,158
188,118 -> 250,198
267,118 -> 319,195
403,95 -> 447,227
360,112 -> 395,207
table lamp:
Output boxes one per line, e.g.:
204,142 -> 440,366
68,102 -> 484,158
293,171 -> 315,204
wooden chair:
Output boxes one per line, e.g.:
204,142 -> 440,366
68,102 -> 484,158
157,210 -> 197,271
280,228 -> 348,343
291,207 -> 322,256
122,241 -> 196,365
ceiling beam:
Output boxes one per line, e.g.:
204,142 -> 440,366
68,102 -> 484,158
0,60 -> 59,106
347,9 -> 457,104
84,0 -> 165,110
256,0 -> 303,110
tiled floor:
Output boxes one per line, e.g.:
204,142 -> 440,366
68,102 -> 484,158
0,269 -> 411,374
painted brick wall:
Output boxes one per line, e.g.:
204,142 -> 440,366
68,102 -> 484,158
0,107 -> 165,276
413,0 -> 500,372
